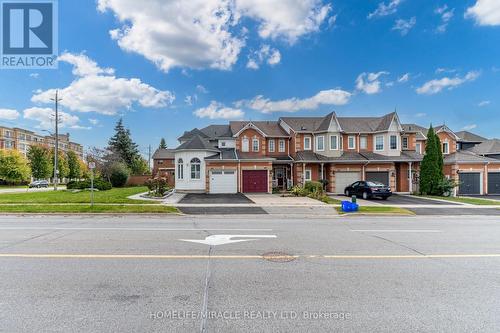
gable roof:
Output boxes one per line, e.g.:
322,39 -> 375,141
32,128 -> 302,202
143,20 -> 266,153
455,130 -> 487,143
444,150 -> 499,164
337,112 -> 399,133
279,117 -> 325,132
402,123 -> 428,140
315,112 -> 342,132
435,124 -> 460,140
175,135 -> 218,151
152,148 -> 175,159
230,121 -> 288,137
178,125 -> 232,141
470,139 -> 500,155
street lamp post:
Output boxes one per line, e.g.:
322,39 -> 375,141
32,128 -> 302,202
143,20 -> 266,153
50,90 -> 62,191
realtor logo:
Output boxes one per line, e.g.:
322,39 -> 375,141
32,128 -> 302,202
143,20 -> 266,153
1,0 -> 57,69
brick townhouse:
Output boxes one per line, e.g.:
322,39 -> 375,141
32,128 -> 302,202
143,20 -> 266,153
152,111 -> 500,196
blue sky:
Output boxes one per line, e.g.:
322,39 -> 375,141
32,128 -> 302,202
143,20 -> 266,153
0,0 -> 499,155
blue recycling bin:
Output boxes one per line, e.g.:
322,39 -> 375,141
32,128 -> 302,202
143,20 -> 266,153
341,200 -> 359,212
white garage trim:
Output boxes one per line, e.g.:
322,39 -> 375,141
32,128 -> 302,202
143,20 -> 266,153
335,171 -> 361,194
209,169 -> 237,194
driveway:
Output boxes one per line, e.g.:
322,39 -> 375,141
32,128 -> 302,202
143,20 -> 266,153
464,195 -> 500,201
179,193 -> 254,204
331,194 -> 460,206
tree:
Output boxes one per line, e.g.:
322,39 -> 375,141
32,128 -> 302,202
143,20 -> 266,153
27,146 -> 51,180
67,151 -> 82,180
419,126 -> 444,195
109,162 -> 130,187
0,150 -> 31,183
130,156 -> 150,175
50,149 -> 69,180
159,138 -> 167,149
107,118 -> 140,167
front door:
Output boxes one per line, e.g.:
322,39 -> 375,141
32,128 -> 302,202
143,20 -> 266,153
275,168 -> 284,188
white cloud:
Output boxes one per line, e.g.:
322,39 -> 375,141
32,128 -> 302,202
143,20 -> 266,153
31,53 -> 174,115
244,89 -> 352,113
247,44 -> 281,70
415,112 -> 427,118
478,100 -> 490,107
23,107 -> 81,130
392,17 -> 416,36
368,0 -> 402,19
196,85 -> 209,94
435,5 -> 454,33
355,71 -> 389,94
462,124 -> 477,131
97,0 -> 331,72
89,118 -> 99,125
185,95 -> 198,106
465,0 -> 500,26
398,73 -> 410,83
0,108 -> 20,120
416,71 -> 480,95
194,101 -> 244,119
436,67 -> 457,74
29,73 -> 39,79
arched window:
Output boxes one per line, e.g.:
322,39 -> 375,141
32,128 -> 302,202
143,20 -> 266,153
177,159 -> 184,180
190,158 -> 201,179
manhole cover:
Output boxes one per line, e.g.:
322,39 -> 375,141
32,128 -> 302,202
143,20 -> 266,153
262,251 -> 296,263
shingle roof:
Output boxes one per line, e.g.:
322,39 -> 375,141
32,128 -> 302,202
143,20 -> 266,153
455,131 -> 487,143
178,125 -> 232,141
152,148 -> 175,159
279,117 -> 325,132
470,139 -> 500,155
444,150 -> 498,164
230,121 -> 289,137
205,148 -> 238,160
294,150 -> 423,162
337,112 -> 397,133
175,135 -> 218,151
315,112 -> 336,132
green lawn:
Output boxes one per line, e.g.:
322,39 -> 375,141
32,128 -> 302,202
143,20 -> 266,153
0,204 -> 178,214
422,195 -> 500,206
321,196 -> 342,204
336,206 -> 414,215
0,186 -> 153,204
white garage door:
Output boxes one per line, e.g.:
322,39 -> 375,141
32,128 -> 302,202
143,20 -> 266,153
210,170 -> 237,194
335,172 -> 361,194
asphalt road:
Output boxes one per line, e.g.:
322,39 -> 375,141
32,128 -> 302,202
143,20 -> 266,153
0,215 -> 499,332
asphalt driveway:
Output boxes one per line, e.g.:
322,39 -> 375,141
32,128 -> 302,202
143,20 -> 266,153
179,193 -> 254,204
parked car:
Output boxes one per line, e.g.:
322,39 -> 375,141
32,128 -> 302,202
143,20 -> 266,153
344,181 -> 392,200
29,180 -> 49,188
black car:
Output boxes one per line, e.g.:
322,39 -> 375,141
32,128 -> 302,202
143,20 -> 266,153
344,181 -> 392,200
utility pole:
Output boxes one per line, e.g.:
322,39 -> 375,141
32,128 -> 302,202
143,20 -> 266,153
148,144 -> 152,171
50,90 -> 62,191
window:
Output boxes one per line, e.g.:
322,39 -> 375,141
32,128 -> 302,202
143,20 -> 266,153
348,136 -> 356,150
316,136 -> 324,151
177,159 -> 184,180
416,143 -> 422,154
442,142 -> 449,154
279,139 -> 285,152
402,137 -> 409,149
158,160 -> 164,165
390,135 -> 397,150
190,158 -> 201,179
360,136 -> 367,150
304,169 -> 312,181
221,141 -> 226,147
330,135 -> 338,150
304,136 -> 311,150
242,137 -> 249,152
375,136 -> 384,151
252,138 -> 259,152
268,139 -> 275,152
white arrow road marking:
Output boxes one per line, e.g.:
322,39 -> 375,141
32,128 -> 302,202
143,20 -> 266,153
179,234 -> 277,246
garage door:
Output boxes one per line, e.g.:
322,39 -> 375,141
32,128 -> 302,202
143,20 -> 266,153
335,172 -> 361,194
488,173 -> 500,194
242,170 -> 268,193
459,173 -> 481,195
210,170 -> 237,194
366,172 -> 390,186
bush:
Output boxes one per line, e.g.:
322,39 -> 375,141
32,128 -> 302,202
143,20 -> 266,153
436,177 -> 459,197
304,181 -> 324,195
145,177 -> 170,197
67,179 -> 112,191
109,163 -> 130,187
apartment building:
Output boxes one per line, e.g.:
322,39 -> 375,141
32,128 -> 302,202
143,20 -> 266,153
153,111 -> 500,196
0,126 -> 84,159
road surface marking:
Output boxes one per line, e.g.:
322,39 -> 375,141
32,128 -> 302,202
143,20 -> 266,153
0,254 -> 499,259
351,230 -> 441,233
179,234 -> 277,246
0,227 -> 273,231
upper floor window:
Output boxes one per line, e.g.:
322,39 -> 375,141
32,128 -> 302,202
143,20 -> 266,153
442,142 -> 449,154
279,139 -> 285,153
252,138 -> 259,152
360,136 -> 367,150
402,137 -> 409,149
242,137 -> 249,152
416,143 -> 422,154
304,136 -> 311,150
390,135 -> 398,150
177,159 -> 184,179
375,135 -> 384,151
190,158 -> 201,179
330,135 -> 338,150
316,136 -> 325,151
348,136 -> 356,150
268,139 -> 275,153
